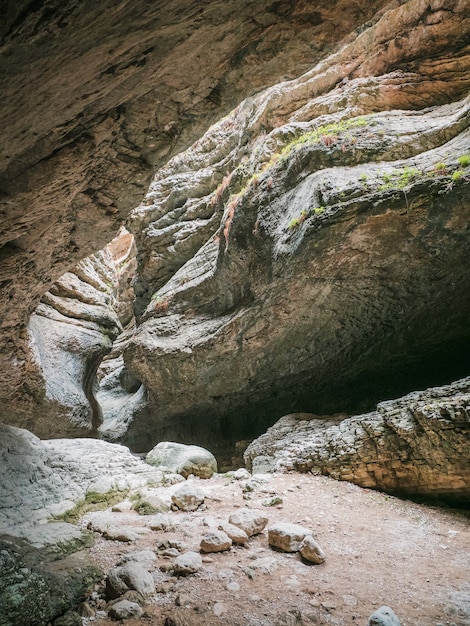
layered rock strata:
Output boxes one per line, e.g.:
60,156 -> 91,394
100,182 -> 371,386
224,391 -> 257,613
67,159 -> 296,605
0,0 -> 386,425
244,378 -> 470,501
115,0 -> 470,448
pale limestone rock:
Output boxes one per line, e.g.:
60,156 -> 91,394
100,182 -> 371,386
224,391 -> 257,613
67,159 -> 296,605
228,509 -> 268,537
218,521 -> 249,545
268,523 -> 312,552
146,442 -> 217,479
172,483 -> 205,512
299,535 -> 326,564
200,530 -> 232,553
173,551 -> 203,575
368,606 -> 402,626
105,562 -> 155,600
108,600 -> 143,620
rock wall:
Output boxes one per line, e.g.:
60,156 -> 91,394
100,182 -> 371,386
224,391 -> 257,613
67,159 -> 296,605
244,378 -> 470,502
112,0 -> 470,449
0,0 -> 387,426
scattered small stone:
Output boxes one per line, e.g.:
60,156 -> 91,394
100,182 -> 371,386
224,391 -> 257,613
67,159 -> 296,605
201,556 -> 214,563
262,496 -> 283,507
103,527 -> 151,542
119,590 -> 146,606
173,551 -> 203,575
342,594 -> 358,607
368,606 -> 402,626
112,501 -> 132,512
108,599 -> 143,620
321,600 -> 337,611
213,602 -> 227,616
228,509 -> 269,536
146,513 -> 171,530
299,535 -> 326,564
233,468 -> 251,480
218,521 -> 249,544
268,522 -> 312,552
118,550 -> 156,566
132,494 -> 169,515
175,593 -> 191,607
171,483 -> 205,512
162,548 -> 180,557
226,581 -> 240,592
200,530 -> 232,553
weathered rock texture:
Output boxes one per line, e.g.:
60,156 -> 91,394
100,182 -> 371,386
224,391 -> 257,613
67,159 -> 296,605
113,0 -> 470,449
0,422 -> 165,534
245,378 -> 470,501
0,0 -> 386,427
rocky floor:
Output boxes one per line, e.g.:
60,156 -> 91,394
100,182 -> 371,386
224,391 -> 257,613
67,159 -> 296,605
74,471 -> 470,626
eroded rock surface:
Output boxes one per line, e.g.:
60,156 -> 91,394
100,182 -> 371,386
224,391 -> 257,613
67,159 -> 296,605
0,0 -> 386,429
245,378 -> 470,501
113,0 -> 470,450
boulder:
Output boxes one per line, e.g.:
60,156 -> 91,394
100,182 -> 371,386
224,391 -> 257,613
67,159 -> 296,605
218,521 -> 249,545
228,509 -> 268,537
108,600 -> 144,620
267,523 -> 312,552
171,483 -> 205,512
299,535 -> 326,564
368,606 -> 401,626
106,562 -> 155,600
200,530 -> 232,553
146,442 -> 217,479
173,552 -> 203,576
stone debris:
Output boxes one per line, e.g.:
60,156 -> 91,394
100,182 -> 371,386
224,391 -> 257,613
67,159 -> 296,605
228,509 -> 269,536
146,513 -> 173,531
200,530 -> 232,553
146,442 -> 218,478
173,551 -> 203,575
171,483 -> 205,512
368,606 -> 402,626
108,599 -> 144,620
299,535 -> 326,564
218,521 -> 249,544
105,562 -> 155,600
268,523 -> 312,552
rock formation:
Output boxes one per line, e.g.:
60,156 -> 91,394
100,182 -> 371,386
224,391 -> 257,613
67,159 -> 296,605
244,377 -> 470,502
112,0 -> 470,449
0,0 -> 386,426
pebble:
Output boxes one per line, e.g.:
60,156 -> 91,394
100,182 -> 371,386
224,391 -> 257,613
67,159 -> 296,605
213,602 -> 227,616
226,581 -> 240,592
368,606 -> 402,626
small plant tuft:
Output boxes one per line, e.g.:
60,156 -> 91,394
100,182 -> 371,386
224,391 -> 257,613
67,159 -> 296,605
457,154 -> 470,167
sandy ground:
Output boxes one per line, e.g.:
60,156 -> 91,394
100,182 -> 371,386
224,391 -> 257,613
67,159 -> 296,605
78,472 -> 470,626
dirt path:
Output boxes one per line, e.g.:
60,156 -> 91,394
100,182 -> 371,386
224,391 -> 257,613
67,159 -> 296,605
79,472 -> 470,626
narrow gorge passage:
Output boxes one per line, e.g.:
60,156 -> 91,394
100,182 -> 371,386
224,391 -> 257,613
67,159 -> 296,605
1,1 -> 469,625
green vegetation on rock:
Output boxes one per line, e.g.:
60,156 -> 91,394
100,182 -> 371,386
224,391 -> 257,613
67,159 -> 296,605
52,489 -> 128,524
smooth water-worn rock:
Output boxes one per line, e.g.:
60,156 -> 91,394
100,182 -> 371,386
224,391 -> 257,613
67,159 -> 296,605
218,521 -> 249,545
0,423 -> 164,534
245,378 -> 470,501
146,442 -> 217,478
4,0 -> 373,426
368,606 -> 401,626
108,0 -> 470,455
